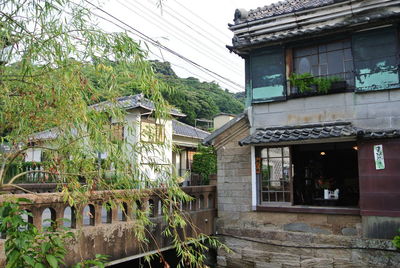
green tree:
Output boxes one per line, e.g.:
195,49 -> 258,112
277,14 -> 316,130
0,0 -> 227,267
192,145 -> 217,185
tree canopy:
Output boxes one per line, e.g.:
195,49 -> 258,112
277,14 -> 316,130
110,60 -> 245,126
0,1 -> 227,267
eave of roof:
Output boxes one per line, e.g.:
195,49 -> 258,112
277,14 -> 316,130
203,113 -> 247,145
232,0 -> 346,25
91,94 -> 185,117
229,0 -> 400,55
172,120 -> 210,140
239,122 -> 400,146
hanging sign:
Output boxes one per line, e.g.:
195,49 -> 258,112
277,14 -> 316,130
256,157 -> 261,174
373,145 -> 385,170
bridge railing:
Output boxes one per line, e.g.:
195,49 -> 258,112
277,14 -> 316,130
0,185 -> 217,266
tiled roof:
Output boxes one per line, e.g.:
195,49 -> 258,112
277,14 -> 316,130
241,0 -> 341,23
91,94 -> 185,117
361,129 -> 400,140
240,122 -> 357,145
239,122 -> 400,145
231,11 -> 399,49
172,120 -> 210,140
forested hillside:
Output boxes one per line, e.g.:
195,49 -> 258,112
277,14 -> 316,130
151,61 -> 245,125
84,60 -> 245,125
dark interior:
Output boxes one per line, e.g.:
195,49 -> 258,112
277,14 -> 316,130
292,142 -> 359,207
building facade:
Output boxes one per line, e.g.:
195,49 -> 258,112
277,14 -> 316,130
21,94 -> 207,183
205,0 -> 400,267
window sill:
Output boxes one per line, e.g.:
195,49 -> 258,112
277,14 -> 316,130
256,205 -> 360,215
288,86 -> 353,99
252,96 -> 287,104
354,86 -> 400,94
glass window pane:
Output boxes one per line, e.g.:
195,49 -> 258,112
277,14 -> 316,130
319,53 -> 327,64
284,192 -> 291,202
283,147 -> 290,157
318,44 -> 327,53
262,192 -> 269,202
269,158 -> 283,184
277,192 -> 285,202
261,159 -> 271,188
269,148 -> 282,158
251,49 -> 285,101
353,27 -> 399,91
261,148 -> 268,158
344,48 -> 352,61
283,158 -> 290,181
327,41 -> 343,52
298,57 -> 311,74
293,39 -> 354,94
259,147 -> 291,204
327,50 -> 344,75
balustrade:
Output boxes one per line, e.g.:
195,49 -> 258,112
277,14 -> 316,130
0,185 -> 216,231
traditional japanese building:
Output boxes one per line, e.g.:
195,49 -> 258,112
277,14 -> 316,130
205,0 -> 400,266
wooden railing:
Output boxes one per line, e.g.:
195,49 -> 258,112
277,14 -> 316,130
0,185 -> 217,266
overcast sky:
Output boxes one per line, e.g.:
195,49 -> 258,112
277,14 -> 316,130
97,0 -> 276,93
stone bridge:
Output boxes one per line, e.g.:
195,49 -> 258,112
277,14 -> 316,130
0,185 -> 217,267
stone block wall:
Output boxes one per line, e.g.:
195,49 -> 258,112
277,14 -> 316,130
215,118 -> 252,215
216,210 -> 400,267
213,115 -> 400,268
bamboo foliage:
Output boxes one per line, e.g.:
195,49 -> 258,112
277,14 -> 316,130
0,1 -> 228,267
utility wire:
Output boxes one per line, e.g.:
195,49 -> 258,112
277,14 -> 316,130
125,0 -> 242,75
119,0 -> 243,75
83,0 -> 245,91
85,3 -> 243,91
152,0 -> 231,50
172,0 -> 233,40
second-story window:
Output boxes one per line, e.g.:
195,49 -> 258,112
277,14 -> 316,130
141,119 -> 165,143
250,48 -> 286,102
292,39 -> 354,94
352,27 -> 399,92
111,123 -> 124,141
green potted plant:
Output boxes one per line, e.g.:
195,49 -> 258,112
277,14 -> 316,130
289,73 -> 346,96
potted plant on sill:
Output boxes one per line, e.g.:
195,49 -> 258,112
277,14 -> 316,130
289,73 -> 346,96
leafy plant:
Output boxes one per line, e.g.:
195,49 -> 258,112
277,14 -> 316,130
289,73 -> 341,94
0,198 -> 74,268
192,145 -> 217,185
73,254 -> 109,268
393,230 -> 400,249
0,1 -> 228,267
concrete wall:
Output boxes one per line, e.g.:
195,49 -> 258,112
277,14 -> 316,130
0,186 -> 217,267
251,89 -> 400,130
214,115 -> 235,130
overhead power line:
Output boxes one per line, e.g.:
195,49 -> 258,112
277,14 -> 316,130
82,0 -> 245,91
118,0 -> 243,75
80,1 -> 244,91
172,0 -> 233,40
147,0 -> 231,52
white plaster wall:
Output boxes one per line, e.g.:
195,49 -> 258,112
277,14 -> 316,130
25,148 -> 42,162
